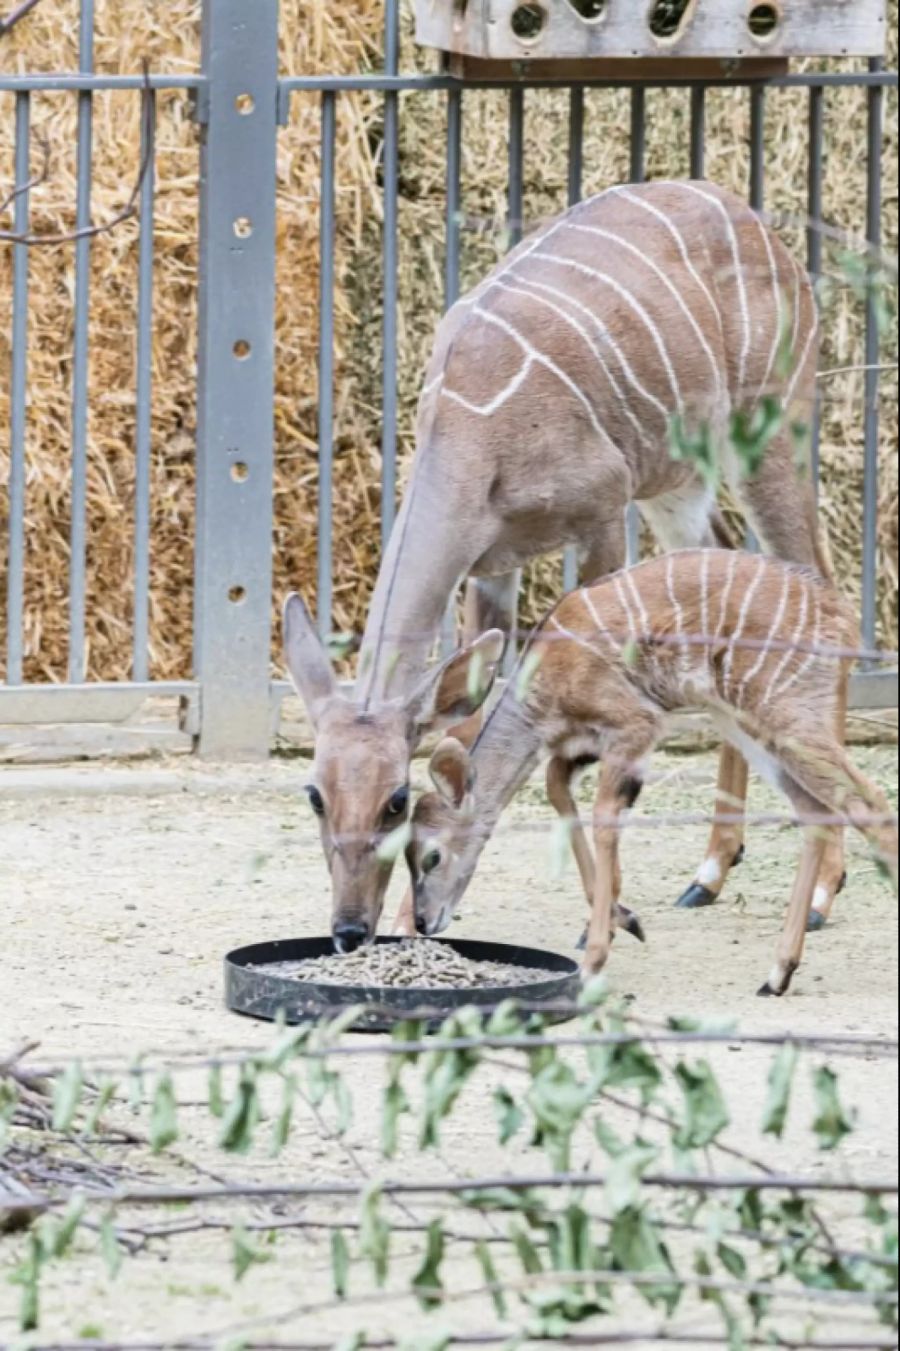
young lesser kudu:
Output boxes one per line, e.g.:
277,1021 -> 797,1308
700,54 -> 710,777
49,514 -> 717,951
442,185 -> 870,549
285,179 -> 845,953
406,551 -> 898,996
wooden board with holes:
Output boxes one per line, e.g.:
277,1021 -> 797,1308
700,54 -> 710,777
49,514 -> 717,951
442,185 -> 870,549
414,0 -> 887,62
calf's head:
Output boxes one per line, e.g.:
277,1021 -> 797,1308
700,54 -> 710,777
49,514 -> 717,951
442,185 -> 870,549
283,594 -> 502,952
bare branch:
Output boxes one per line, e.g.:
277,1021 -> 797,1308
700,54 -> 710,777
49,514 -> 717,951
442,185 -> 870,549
0,60 -> 154,247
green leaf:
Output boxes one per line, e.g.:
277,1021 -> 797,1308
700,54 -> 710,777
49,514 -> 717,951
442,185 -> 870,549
412,1219 -> 445,1310
334,1335 -> 365,1351
231,1224 -> 272,1282
52,1061 -> 84,1133
761,1043 -> 800,1139
381,1076 -> 409,1158
12,1233 -> 41,1331
548,814 -> 573,880
812,1066 -> 856,1151
208,1063 -> 225,1118
609,1206 -> 679,1313
376,820 -> 412,864
493,1086 -> 524,1145
398,1332 -> 451,1351
728,397 -> 784,481
218,1068 -> 260,1155
588,1037 -> 662,1103
717,1242 -> 748,1280
511,1222 -> 544,1276
669,413 -> 718,490
466,647 -> 486,703
605,1140 -> 660,1214
44,1193 -> 86,1258
127,1057 -> 144,1113
514,648 -> 543,703
674,1060 -> 730,1149
527,1060 -> 591,1171
359,1184 -> 391,1288
100,1214 -> 123,1279
149,1073 -> 178,1154
83,1077 -> 117,1136
473,1239 -> 507,1318
270,1073 -> 296,1157
331,1230 -> 350,1300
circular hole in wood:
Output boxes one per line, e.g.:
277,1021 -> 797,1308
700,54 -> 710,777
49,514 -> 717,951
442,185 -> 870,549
228,585 -> 247,604
648,0 -> 694,40
233,339 -> 251,359
230,462 -> 249,483
747,2 -> 781,39
563,0 -> 606,19
234,93 -> 255,115
510,3 -> 546,41
233,216 -> 253,238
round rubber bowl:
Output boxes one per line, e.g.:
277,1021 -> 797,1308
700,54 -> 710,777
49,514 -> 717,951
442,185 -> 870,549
224,936 -> 581,1033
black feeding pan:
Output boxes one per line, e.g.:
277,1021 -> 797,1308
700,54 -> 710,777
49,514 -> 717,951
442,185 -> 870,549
225,936 -> 581,1033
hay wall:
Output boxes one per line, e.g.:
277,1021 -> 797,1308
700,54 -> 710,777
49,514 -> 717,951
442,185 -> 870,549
0,1 -> 896,685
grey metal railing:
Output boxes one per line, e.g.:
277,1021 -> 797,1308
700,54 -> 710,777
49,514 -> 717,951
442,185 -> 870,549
1,0 -> 897,758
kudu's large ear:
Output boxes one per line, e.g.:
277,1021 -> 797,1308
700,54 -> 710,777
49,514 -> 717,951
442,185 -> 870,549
283,593 -> 339,729
429,736 -> 474,809
405,629 -> 505,742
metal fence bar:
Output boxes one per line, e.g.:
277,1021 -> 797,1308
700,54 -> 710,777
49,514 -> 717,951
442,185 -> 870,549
749,84 -> 766,210
278,71 -> 898,95
440,84 -> 464,657
690,84 -> 706,177
67,0 -> 95,683
380,0 -> 401,546
508,85 -> 524,246
6,91 -> 30,685
132,91 -> 156,683
563,85 -> 585,594
192,0 -> 279,758
316,92 -> 337,641
807,83 -> 825,492
862,56 -> 884,654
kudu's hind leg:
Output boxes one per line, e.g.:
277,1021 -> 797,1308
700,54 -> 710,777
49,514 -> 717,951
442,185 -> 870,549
807,662 -> 850,930
676,748 -> 749,909
545,757 -> 646,950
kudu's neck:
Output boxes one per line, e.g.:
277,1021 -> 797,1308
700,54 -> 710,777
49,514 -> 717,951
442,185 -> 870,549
355,455 -> 476,707
467,684 -> 544,845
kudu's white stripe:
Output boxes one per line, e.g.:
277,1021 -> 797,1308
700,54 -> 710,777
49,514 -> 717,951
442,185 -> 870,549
665,553 -> 685,640
754,216 -> 786,408
563,219 -> 723,398
504,272 -> 666,436
783,292 -> 819,413
610,185 -> 725,340
549,612 -> 603,657
722,554 -> 767,694
715,551 -> 740,642
528,248 -> 682,410
421,370 -> 444,397
468,303 -> 606,438
776,587 -> 824,697
699,549 -> 711,647
580,587 -> 619,651
624,568 -> 650,637
442,355 -> 533,417
764,577 -> 810,704
675,183 -> 752,394
738,567 -> 793,703
613,575 -> 638,642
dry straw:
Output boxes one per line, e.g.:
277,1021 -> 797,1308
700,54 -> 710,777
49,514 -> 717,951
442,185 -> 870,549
0,1 -> 897,683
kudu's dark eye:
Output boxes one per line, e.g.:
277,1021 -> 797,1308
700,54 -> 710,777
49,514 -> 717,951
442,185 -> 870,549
422,847 -> 442,875
306,785 -> 325,816
385,787 -> 409,819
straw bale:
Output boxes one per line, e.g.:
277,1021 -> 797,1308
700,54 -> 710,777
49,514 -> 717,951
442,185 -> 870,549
0,1 -> 896,688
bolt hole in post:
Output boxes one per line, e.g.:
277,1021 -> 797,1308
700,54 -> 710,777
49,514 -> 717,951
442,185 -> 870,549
563,0 -> 607,20
233,216 -> 253,238
230,462 -> 249,483
747,2 -> 781,40
510,2 -> 547,41
234,92 -> 255,115
228,585 -> 247,605
233,339 -> 252,359
648,0 -> 695,41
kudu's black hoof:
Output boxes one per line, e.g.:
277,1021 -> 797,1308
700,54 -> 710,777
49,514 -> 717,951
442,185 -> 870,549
675,883 -> 717,910
623,912 -> 647,944
837,869 -> 848,894
806,909 -> 828,933
733,845 -> 746,867
576,926 -> 587,952
757,982 -> 781,998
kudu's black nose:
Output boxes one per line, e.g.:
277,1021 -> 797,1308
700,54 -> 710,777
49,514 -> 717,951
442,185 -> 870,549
415,914 -> 429,936
333,921 -> 370,954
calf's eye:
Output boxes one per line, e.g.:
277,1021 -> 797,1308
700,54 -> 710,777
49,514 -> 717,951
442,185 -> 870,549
422,848 -> 442,875
385,787 -> 409,819
306,785 -> 325,816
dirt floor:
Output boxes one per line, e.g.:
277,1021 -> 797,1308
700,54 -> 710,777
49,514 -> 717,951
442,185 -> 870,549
1,746 -> 897,1347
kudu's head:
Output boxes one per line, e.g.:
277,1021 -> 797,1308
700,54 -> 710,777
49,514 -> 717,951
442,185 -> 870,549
407,737 -> 482,938
283,595 -> 502,953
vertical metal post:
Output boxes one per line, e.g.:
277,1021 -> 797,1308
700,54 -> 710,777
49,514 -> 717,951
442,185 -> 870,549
564,86 -> 585,593
508,86 -> 524,247
6,92 -> 30,685
690,84 -> 706,179
68,0 -> 95,682
749,85 -> 766,211
440,86 -> 464,657
133,89 -> 156,683
380,0 -> 401,545
807,84 -> 825,492
626,87 -> 646,565
316,93 -> 337,642
861,58 -> 884,654
194,0 -> 279,758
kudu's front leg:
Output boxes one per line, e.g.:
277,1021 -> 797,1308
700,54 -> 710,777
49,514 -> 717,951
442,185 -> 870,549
545,757 -> 645,949
676,744 -> 748,910
583,762 -> 646,977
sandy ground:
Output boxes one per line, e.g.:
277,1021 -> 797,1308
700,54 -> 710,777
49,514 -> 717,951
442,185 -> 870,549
0,747 -> 897,1347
